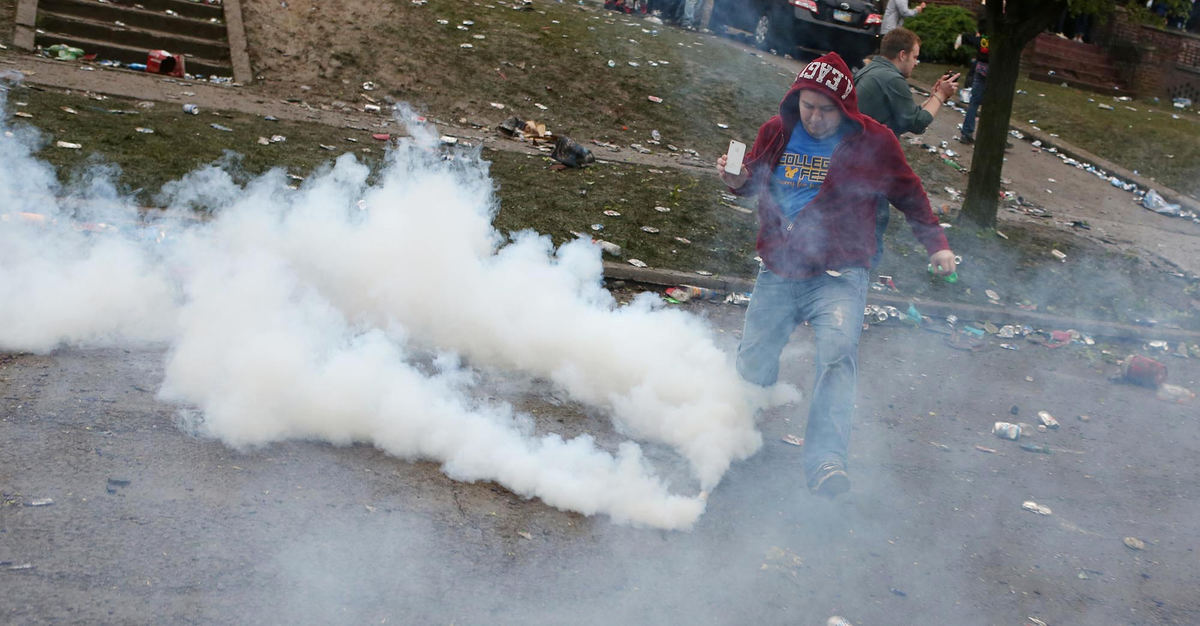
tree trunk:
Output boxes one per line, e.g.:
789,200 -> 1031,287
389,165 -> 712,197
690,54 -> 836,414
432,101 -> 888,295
960,0 -> 1068,228
960,30 -> 1021,228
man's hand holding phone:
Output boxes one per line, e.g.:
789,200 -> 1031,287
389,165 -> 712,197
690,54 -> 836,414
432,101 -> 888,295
718,139 -> 749,189
934,72 -> 960,103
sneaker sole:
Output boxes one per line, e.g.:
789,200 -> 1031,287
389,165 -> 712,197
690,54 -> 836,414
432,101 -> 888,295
813,470 -> 850,497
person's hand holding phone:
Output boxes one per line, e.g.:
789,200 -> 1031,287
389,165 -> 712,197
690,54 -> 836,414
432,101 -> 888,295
934,72 -> 960,103
718,140 -> 749,189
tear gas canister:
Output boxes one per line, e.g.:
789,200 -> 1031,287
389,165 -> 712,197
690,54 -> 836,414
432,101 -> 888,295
1122,355 -> 1167,388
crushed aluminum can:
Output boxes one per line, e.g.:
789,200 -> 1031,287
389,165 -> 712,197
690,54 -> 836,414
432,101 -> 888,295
54,141 -> 82,149
364,104 -> 382,113
1123,536 -> 1145,550
946,314 -> 958,326
992,422 -> 1021,440
1022,500 -> 1052,515
182,103 -> 199,114
595,240 -> 621,256
640,226 -> 659,234
1037,410 -> 1060,429
725,293 -> 751,306
1050,249 -> 1067,261
627,259 -> 647,268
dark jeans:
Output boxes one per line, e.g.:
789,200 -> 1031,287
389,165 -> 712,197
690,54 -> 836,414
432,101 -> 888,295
962,67 -> 987,138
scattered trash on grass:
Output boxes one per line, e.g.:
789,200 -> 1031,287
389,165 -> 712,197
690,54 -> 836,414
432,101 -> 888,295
550,136 -> 595,168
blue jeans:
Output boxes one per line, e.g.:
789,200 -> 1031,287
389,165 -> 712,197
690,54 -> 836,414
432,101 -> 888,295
961,68 -> 987,138
736,266 -> 868,486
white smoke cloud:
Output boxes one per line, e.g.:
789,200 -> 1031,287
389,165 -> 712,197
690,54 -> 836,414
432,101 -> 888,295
0,90 -> 793,529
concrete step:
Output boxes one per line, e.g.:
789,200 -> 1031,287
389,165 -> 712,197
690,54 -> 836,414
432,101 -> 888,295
1029,48 -> 1119,74
34,30 -> 232,77
102,0 -> 223,21
38,0 -> 226,39
39,12 -> 230,59
1027,69 -> 1124,95
1027,59 -> 1123,90
1029,33 -> 1111,60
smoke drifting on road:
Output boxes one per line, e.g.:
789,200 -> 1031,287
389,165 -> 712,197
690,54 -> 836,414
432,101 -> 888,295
0,88 -> 791,529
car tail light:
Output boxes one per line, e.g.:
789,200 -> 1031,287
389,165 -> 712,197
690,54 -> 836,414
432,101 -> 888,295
789,0 -> 818,12
866,13 -> 882,25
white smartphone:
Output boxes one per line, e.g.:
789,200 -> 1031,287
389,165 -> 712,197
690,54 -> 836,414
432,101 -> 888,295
725,140 -> 746,175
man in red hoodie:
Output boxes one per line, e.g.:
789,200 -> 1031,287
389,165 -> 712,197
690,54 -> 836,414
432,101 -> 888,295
717,52 -> 957,496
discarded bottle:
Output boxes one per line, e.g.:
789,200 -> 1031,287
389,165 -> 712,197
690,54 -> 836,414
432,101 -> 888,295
665,285 -> 723,303
927,255 -> 962,283
1122,354 -> 1167,388
928,264 -> 958,283
992,421 -> 1021,440
1019,442 -> 1051,454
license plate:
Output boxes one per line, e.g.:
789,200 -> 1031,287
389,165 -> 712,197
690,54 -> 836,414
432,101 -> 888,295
833,9 -> 853,23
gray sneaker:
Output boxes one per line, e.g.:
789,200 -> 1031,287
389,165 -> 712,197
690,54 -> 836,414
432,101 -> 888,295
810,461 -> 850,497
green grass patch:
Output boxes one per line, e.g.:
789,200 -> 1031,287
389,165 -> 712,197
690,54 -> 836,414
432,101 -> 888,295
913,62 -> 1200,200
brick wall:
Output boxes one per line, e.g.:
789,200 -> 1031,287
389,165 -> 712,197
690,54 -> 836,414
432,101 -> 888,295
1098,6 -> 1200,97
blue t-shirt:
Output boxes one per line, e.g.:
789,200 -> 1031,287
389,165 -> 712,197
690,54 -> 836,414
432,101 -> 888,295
770,125 -> 843,220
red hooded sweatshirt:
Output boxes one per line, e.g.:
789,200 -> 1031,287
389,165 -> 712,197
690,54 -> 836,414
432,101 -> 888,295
733,52 -> 949,278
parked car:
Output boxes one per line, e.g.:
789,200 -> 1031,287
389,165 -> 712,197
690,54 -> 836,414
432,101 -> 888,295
709,0 -> 882,67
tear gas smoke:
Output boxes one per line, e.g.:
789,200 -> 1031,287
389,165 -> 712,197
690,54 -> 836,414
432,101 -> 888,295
0,89 -> 793,529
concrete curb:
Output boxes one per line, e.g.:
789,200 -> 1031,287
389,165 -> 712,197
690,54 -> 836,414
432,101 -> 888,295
602,261 -> 1200,343
13,0 -> 37,50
